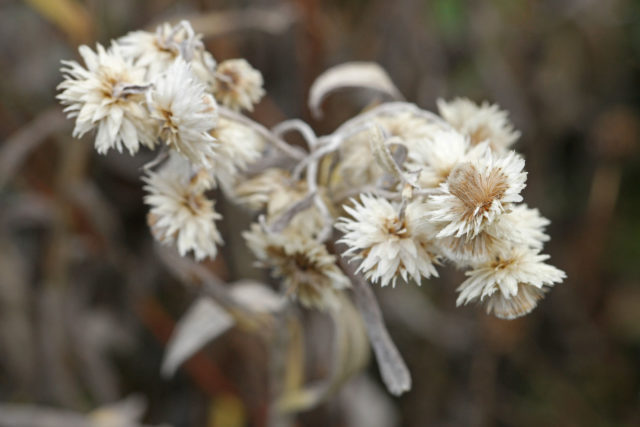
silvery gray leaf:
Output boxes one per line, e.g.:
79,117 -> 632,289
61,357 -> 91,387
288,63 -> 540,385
340,259 -> 412,396
161,297 -> 234,378
309,62 -> 404,119
229,281 -> 287,313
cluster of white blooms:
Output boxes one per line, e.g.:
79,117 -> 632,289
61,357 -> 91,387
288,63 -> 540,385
58,21 -> 265,261
330,102 -> 564,318
58,21 -> 564,319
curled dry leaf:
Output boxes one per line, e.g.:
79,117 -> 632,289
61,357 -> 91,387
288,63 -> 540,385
161,297 -> 234,378
309,62 -> 404,119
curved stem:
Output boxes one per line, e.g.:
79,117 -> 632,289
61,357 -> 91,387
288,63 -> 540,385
142,148 -> 169,172
272,119 -> 318,150
219,107 -> 307,160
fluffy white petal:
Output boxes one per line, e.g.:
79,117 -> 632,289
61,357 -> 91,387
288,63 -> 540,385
143,153 -> 222,260
337,195 -> 440,287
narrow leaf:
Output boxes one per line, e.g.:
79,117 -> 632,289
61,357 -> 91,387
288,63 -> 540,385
161,297 -> 234,378
277,295 -> 369,413
309,62 -> 404,119
229,281 -> 286,313
339,258 -> 412,396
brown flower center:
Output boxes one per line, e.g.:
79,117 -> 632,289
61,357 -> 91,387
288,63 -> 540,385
490,255 -> 516,271
383,216 -> 409,237
469,124 -> 491,146
448,162 -> 509,218
183,193 -> 206,215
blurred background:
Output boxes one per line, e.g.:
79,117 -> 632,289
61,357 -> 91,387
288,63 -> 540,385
1,0 -> 640,426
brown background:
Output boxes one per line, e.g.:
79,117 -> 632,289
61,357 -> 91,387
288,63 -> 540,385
1,0 -> 639,426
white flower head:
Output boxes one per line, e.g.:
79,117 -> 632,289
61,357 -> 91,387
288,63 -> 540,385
333,112 -> 447,194
406,128 -> 470,189
209,117 -> 265,192
143,153 -> 222,261
437,232 -> 505,268
149,58 -> 219,168
337,195 -> 440,287
456,246 -> 566,319
213,59 -> 265,111
438,97 -> 520,151
438,204 -> 550,265
485,283 -> 548,320
487,204 -> 550,250
426,144 -> 527,239
118,21 -> 213,80
57,43 -> 154,155
243,223 -> 350,310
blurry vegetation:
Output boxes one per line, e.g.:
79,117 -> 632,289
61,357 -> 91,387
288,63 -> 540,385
1,0 -> 640,426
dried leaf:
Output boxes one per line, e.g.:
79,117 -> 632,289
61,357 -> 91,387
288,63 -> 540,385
339,259 -> 412,396
333,295 -> 370,381
161,297 -> 234,378
277,295 -> 369,413
309,62 -> 404,119
281,317 -> 306,398
352,282 -> 410,395
229,281 -> 286,313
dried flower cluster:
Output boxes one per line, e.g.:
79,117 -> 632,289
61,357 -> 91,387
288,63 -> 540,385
58,21 -> 565,321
